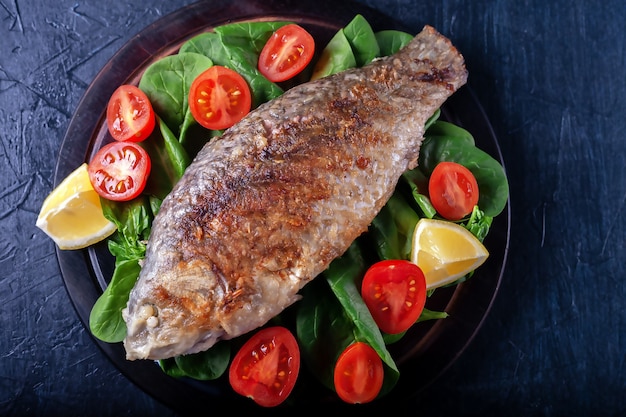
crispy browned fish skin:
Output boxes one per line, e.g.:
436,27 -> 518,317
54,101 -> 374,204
122,25 -> 468,360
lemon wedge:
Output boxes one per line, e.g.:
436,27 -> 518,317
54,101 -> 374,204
410,218 -> 489,290
36,163 -> 117,250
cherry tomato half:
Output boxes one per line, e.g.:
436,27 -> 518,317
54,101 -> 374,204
229,326 -> 300,408
88,141 -> 151,202
333,342 -> 384,404
189,66 -> 252,131
258,24 -> 315,82
106,84 -> 155,142
428,161 -> 480,221
361,260 -> 427,335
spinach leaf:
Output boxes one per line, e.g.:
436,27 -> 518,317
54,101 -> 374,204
419,307 -> 450,322
157,117 -> 191,179
89,258 -> 141,343
180,22 -> 287,107
384,192 -> 421,259
139,52 -> 213,139
382,308 -> 449,345
172,341 -> 231,380
323,243 -> 400,397
311,16 -> 414,80
464,206 -> 493,242
158,358 -> 187,378
426,120 -> 476,146
140,118 -> 191,200
214,21 -> 290,52
401,168 -> 438,219
425,108 -> 442,130
375,30 -> 414,56
100,196 -> 153,260
90,197 -> 155,343
418,135 -> 509,217
370,203 -> 403,260
370,192 -> 420,260
342,14 -> 380,66
296,278 -> 359,390
310,29 -> 356,80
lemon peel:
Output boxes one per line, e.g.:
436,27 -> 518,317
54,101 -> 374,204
411,218 -> 488,289
36,163 -> 116,250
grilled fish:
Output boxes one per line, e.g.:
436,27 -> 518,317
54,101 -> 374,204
122,25 -> 467,360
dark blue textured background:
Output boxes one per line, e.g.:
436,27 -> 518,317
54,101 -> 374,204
2,0 -> 625,415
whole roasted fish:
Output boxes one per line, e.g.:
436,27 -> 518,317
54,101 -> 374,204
122,25 -> 467,360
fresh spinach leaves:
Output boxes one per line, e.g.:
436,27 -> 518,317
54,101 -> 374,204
159,341 -> 231,381
139,52 -> 213,141
180,22 -> 288,107
89,197 -> 157,342
418,126 -> 509,218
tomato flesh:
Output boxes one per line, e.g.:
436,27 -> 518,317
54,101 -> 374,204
88,141 -> 151,201
258,24 -> 315,82
334,342 -> 384,404
361,260 -> 427,335
106,84 -> 155,142
428,161 -> 480,221
189,66 -> 252,130
229,326 -> 300,407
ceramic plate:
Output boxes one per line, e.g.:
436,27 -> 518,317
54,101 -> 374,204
55,0 -> 510,412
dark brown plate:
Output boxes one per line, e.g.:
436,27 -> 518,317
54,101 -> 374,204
55,0 -> 510,413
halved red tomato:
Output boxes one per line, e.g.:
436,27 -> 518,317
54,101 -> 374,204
333,342 -> 384,404
88,141 -> 151,201
228,326 -> 300,408
428,161 -> 479,221
361,260 -> 427,335
189,65 -> 252,130
258,24 -> 315,82
106,84 -> 155,142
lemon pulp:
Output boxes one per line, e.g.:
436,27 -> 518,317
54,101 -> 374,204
36,163 -> 117,250
411,218 -> 489,289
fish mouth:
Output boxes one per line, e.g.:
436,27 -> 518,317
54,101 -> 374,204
123,302 -> 225,361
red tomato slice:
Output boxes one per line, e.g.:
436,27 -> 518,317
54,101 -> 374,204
333,342 -> 384,404
428,161 -> 480,221
106,84 -> 155,142
258,24 -> 315,82
189,66 -> 252,131
361,260 -> 427,335
88,141 -> 151,202
228,326 -> 300,408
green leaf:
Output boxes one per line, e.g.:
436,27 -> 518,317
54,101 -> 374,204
464,206 -> 493,242
158,358 -> 187,378
418,135 -> 509,217
100,197 -> 153,260
89,258 -> 141,343
418,308 -> 449,322
401,169 -> 438,219
426,120 -> 476,146
323,243 -> 400,397
342,14 -> 380,66
375,30 -> 414,56
157,116 -> 191,179
173,341 -> 231,380
139,120 -> 189,201
139,52 -> 213,138
213,21 -> 291,52
180,24 -> 285,107
370,203 -> 403,260
310,29 -> 357,80
296,279 -> 358,390
383,192 -> 420,259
